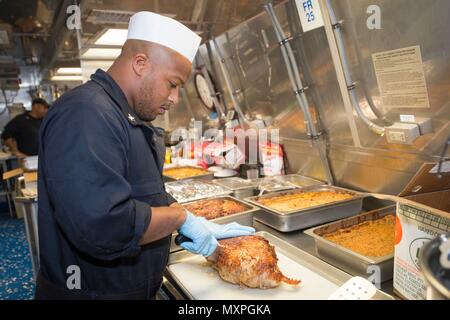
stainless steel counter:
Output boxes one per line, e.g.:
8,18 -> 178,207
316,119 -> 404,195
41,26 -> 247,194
252,220 -> 396,298
160,218 -> 397,300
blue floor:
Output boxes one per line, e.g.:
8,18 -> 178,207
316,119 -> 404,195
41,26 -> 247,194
0,204 -> 35,300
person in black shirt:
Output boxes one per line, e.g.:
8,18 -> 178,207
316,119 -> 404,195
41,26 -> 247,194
1,98 -> 49,158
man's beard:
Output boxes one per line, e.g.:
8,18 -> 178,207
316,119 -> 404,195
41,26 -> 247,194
135,84 -> 157,122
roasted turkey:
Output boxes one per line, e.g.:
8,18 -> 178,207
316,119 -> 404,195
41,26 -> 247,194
207,235 -> 301,288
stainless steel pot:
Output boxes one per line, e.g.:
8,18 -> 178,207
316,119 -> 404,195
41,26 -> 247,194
419,233 -> 450,300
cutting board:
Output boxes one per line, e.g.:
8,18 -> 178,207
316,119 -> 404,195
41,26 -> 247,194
168,248 -> 340,300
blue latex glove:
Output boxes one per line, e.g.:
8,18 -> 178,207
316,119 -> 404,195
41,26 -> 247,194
178,212 -> 218,257
197,219 -> 255,239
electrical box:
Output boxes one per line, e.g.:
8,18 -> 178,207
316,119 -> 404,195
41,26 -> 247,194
386,122 -> 421,144
412,117 -> 433,135
386,117 -> 433,144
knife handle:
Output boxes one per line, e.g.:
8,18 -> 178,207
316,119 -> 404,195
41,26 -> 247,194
175,234 -> 192,245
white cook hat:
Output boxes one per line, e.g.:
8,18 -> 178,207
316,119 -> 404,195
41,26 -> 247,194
127,11 -> 201,63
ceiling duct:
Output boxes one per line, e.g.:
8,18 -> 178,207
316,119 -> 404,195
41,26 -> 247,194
0,57 -> 20,91
85,9 -> 176,25
0,23 -> 13,48
0,63 -> 20,78
40,0 -> 74,74
0,79 -> 21,91
86,9 -> 136,25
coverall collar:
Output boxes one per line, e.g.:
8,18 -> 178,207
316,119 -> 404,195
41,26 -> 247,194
90,69 -> 165,170
90,69 -> 154,130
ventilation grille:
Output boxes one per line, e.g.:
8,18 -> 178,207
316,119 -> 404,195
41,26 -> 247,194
86,9 -> 176,25
86,9 -> 136,25
0,23 -> 13,47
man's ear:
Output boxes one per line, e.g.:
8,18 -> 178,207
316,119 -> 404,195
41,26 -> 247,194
131,53 -> 151,77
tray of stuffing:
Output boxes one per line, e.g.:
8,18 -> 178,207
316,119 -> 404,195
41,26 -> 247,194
245,185 -> 365,232
304,206 -> 396,283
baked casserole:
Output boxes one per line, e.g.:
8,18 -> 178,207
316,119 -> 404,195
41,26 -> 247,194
184,198 -> 249,220
256,190 -> 354,213
163,166 -> 209,180
323,215 -> 395,257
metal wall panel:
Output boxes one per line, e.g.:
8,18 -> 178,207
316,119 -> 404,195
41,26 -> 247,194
328,0 -> 450,152
166,0 -> 450,194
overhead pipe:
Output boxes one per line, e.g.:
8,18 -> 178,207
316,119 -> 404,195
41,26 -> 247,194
285,1 -> 327,130
195,52 -> 227,119
201,65 -> 227,119
224,32 -> 254,119
40,0 -> 74,75
264,2 -> 334,185
325,0 -> 385,136
212,38 -> 251,126
265,3 -> 315,136
205,41 -> 229,114
342,0 -> 392,125
437,136 -> 450,179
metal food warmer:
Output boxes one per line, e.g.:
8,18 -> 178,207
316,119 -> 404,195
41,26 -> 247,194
212,177 -> 259,199
245,185 -> 365,232
162,165 -> 214,182
163,231 -> 393,300
304,206 -> 396,283
165,179 -> 232,204
254,174 -> 324,194
212,174 -> 324,200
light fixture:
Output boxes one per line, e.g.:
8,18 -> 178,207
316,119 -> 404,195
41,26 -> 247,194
51,75 -> 83,81
81,48 -> 121,59
94,29 -> 128,46
56,67 -> 82,75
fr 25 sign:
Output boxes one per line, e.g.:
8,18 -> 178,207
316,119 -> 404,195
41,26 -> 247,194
295,0 -> 325,33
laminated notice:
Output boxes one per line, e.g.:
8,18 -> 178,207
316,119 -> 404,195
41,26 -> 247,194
372,46 -> 430,109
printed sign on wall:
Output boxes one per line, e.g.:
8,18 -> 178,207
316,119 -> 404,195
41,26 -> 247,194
295,0 -> 324,32
372,46 -> 431,109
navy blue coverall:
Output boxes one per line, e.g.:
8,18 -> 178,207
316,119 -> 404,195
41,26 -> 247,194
36,69 -> 176,299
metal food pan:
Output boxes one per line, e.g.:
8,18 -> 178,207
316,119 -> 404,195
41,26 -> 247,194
231,187 -> 257,200
254,175 -> 324,195
164,231 -> 394,300
165,179 -> 232,204
252,176 -> 298,194
212,177 -> 258,200
274,174 -> 324,188
163,166 -> 214,182
245,185 -> 365,232
170,196 -> 260,252
304,206 -> 396,283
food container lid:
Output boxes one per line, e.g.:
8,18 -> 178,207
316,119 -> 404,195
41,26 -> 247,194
212,177 -> 258,191
165,179 -> 232,203
252,176 -> 298,193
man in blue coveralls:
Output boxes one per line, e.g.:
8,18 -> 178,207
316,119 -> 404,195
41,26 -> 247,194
35,11 -> 254,300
